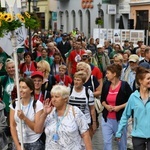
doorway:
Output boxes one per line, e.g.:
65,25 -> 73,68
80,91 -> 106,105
136,10 -> 148,30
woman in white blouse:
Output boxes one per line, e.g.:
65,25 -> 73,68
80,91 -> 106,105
9,78 -> 44,150
34,85 -> 93,150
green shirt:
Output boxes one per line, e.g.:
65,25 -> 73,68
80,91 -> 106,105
0,75 -> 14,112
0,52 -> 11,75
35,56 -> 53,66
97,54 -> 103,72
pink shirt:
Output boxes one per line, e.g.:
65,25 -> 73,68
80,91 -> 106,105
106,81 -> 121,119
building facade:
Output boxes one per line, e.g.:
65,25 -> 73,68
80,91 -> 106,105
57,0 -> 108,37
130,0 -> 150,31
26,0 -> 57,30
56,0 -> 132,37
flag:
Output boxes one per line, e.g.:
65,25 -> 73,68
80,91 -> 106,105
0,0 -> 27,56
0,0 -> 21,8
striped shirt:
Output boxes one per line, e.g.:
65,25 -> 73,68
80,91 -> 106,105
69,86 -> 94,124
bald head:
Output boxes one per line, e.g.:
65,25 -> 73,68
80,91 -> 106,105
47,42 -> 54,50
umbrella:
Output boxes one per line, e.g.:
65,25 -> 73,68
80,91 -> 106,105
118,15 -> 124,29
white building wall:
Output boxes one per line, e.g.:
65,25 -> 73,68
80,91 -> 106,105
56,0 -> 131,37
57,0 -> 101,37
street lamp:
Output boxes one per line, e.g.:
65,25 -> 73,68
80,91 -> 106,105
21,0 -> 38,52
33,0 -> 38,12
28,0 -> 31,52
97,3 -> 102,26
97,3 -> 102,41
28,0 -> 38,52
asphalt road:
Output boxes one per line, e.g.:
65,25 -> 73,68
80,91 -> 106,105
92,114 -> 118,150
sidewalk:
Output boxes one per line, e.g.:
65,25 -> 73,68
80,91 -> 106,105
92,114 -> 118,150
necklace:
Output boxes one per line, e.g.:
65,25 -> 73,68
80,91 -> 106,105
59,75 -> 65,85
25,62 -> 32,71
52,105 -> 68,142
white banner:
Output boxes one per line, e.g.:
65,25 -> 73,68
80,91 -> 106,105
0,1 -> 27,55
0,0 -> 21,8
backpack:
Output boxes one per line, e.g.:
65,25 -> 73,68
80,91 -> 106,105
12,100 -> 46,144
0,101 -> 7,133
70,86 -> 89,101
41,74 -> 53,99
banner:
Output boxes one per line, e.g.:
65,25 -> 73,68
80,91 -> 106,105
0,0 -> 27,55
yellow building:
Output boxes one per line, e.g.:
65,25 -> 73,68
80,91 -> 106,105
130,0 -> 150,31
27,0 -> 57,30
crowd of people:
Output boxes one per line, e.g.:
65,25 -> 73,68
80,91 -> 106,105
0,29 -> 150,150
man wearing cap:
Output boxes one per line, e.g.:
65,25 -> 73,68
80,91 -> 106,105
86,50 -> 98,66
121,54 -> 139,90
57,33 -> 71,62
123,40 -> 130,51
94,44 -> 110,77
31,71 -> 44,103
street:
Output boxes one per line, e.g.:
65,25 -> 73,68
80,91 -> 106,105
92,114 -> 118,150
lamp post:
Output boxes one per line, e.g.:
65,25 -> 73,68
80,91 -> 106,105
33,0 -> 38,12
21,0 -> 38,52
97,3 -> 101,41
97,3 -> 102,25
28,0 -> 31,52
22,0 -> 38,52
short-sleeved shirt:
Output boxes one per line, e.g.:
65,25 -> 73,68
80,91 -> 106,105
55,75 -> 72,87
35,56 -> 53,66
0,52 -> 11,76
0,75 -> 14,112
68,50 -> 85,74
44,106 -> 89,150
34,93 -> 44,103
9,99 -> 43,143
91,64 -> 103,80
83,75 -> 99,92
69,86 -> 94,123
19,61 -> 37,77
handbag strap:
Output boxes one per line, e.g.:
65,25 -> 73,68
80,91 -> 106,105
91,75 -> 95,91
72,106 -> 75,118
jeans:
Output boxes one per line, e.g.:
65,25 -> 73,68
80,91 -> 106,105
101,117 -> 127,150
23,139 -> 45,150
132,137 -> 150,150
11,139 -> 45,150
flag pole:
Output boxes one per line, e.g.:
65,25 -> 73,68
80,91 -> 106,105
9,5 -> 24,150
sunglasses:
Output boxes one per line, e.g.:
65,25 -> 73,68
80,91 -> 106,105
82,55 -> 89,58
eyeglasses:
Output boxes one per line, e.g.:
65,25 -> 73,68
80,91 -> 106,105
82,55 -> 89,59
